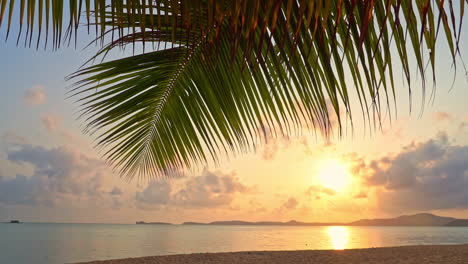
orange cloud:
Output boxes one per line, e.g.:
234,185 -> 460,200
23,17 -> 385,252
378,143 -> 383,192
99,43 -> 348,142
280,197 -> 299,210
433,111 -> 452,121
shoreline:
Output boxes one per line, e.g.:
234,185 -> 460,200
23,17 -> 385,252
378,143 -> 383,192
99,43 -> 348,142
77,244 -> 468,263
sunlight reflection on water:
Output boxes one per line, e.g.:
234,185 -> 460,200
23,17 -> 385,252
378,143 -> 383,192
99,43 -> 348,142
327,226 -> 349,250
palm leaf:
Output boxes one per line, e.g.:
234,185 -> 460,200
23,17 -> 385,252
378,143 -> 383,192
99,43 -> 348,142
1,0 -> 466,179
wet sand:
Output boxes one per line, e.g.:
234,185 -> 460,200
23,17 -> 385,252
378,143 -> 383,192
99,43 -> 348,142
77,244 -> 468,264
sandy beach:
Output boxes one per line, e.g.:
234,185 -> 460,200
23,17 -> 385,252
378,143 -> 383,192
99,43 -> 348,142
77,244 -> 468,264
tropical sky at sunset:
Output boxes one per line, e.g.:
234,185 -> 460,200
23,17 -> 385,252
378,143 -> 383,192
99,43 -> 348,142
2,20 -> 468,224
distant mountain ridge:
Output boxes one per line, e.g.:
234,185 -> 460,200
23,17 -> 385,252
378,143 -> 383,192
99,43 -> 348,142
349,213 -> 457,226
445,219 -> 468,226
138,213 -> 468,226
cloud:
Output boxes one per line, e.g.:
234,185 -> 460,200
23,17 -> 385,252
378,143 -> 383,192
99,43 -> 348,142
135,169 -> 250,210
1,144 -> 117,207
0,132 -> 28,144
305,185 -> 336,200
110,187 -> 123,196
280,197 -> 298,210
23,86 -> 46,106
41,114 -> 61,132
1,144 -> 251,214
0,174 -> 51,206
135,181 -> 171,207
37,113 -> 90,148
248,199 -> 267,213
354,192 -> 368,199
459,122 -> 467,131
262,140 -> 281,160
433,112 -> 452,121
260,127 -> 292,160
352,132 -> 468,213
173,170 -> 249,208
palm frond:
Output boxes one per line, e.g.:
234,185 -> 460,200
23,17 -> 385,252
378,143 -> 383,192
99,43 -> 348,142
2,0 -> 466,179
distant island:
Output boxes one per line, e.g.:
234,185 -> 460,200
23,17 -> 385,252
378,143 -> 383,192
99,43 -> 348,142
348,213 -> 457,226
444,219 -> 468,226
136,221 -> 172,225
137,213 -> 468,227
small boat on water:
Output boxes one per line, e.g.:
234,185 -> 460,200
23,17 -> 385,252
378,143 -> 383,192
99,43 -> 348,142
9,220 -> 21,223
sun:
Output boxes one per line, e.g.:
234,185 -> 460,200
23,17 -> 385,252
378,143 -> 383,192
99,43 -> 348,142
316,158 -> 351,192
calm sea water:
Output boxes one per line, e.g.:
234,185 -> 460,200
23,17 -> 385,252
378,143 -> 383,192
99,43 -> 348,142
1,223 -> 468,264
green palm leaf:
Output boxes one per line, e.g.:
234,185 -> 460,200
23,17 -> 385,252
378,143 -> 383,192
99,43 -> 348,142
1,0 -> 466,179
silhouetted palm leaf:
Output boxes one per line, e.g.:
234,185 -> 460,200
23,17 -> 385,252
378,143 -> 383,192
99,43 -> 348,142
1,1 -> 466,179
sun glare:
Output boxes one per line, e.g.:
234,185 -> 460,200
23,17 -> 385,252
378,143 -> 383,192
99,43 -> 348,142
327,226 -> 349,250
316,159 -> 351,192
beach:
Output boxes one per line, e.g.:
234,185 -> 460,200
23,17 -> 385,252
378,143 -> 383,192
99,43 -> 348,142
78,244 -> 468,263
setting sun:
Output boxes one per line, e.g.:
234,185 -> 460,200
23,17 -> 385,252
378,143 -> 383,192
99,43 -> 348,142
316,159 -> 352,192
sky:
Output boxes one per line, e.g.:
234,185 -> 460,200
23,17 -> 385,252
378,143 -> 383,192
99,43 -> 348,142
1,12 -> 468,224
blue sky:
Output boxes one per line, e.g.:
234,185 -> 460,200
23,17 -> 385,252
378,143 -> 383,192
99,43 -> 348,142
1,10 -> 468,223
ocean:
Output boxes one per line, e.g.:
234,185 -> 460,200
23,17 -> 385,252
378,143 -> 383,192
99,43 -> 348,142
1,223 -> 468,264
